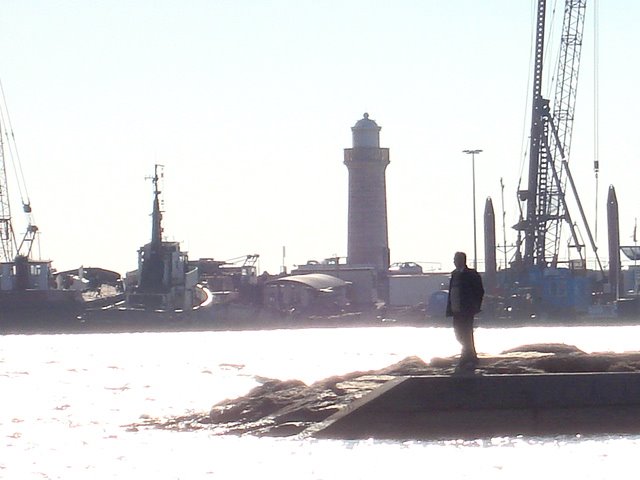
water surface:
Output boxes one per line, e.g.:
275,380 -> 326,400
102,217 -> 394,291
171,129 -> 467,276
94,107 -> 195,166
2,325 -> 639,479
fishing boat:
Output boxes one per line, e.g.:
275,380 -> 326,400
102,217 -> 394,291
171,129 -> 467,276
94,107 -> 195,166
0,83 -> 84,328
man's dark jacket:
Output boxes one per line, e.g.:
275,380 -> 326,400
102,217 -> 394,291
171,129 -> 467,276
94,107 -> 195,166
446,267 -> 484,317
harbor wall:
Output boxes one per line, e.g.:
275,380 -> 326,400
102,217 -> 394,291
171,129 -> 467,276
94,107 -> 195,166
312,372 -> 640,439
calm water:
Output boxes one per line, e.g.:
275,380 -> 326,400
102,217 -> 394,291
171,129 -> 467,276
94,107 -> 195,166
2,325 -> 639,479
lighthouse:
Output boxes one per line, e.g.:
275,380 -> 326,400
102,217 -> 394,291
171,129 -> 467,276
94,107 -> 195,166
344,113 -> 390,272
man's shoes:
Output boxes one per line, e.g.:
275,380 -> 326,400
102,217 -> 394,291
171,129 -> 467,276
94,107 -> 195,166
454,362 -> 475,374
460,356 -> 479,367
454,357 -> 479,374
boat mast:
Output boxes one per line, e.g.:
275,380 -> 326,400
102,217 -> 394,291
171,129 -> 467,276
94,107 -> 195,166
150,163 -> 163,249
137,164 -> 166,292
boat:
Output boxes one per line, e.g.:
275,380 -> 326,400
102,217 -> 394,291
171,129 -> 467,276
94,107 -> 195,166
122,164 -> 203,311
0,84 -> 210,334
78,165 -> 215,331
0,83 -> 87,329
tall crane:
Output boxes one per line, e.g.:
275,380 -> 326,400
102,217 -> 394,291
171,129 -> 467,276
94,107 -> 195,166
515,0 -> 600,271
0,82 -> 65,298
0,119 -> 16,262
0,82 -> 38,264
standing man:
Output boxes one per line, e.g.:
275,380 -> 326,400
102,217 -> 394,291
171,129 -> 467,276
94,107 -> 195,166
446,251 -> 484,371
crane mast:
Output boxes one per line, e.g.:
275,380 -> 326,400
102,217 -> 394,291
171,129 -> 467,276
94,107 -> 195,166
518,0 -> 588,269
521,0 -> 548,268
0,103 -> 17,262
0,84 -> 39,263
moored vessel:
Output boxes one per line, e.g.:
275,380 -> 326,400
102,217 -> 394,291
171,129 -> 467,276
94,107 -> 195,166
0,83 -> 86,330
78,165 -> 215,332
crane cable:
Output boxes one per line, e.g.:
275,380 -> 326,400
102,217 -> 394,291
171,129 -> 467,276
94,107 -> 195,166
544,0 -> 561,100
0,79 -> 33,214
0,78 -> 40,259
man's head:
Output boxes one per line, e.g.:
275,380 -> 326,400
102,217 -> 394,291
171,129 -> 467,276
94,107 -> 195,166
454,251 -> 467,270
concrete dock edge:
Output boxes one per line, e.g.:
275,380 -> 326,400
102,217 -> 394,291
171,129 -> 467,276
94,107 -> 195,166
310,372 -> 640,440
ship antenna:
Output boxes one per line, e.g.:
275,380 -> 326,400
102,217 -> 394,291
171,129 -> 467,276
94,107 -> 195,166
147,164 -> 164,247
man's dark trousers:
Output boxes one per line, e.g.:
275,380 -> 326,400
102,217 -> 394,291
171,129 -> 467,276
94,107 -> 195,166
453,314 -> 477,364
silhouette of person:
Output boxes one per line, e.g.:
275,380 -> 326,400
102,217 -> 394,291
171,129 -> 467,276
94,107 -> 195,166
446,251 -> 484,371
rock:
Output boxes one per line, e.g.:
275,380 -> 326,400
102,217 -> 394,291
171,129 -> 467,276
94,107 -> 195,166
532,352 -> 640,373
131,344 -> 640,437
501,343 -> 585,355
531,353 -> 612,373
264,422 -> 308,437
430,356 -> 457,368
377,355 -> 431,375
209,379 -> 306,424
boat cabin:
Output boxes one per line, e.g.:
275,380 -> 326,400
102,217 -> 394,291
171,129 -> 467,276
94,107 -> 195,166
0,257 -> 53,291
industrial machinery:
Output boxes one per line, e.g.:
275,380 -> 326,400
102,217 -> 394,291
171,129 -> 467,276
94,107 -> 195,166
0,83 -> 39,265
0,82 -> 58,296
0,82 -> 84,318
499,0 -> 606,317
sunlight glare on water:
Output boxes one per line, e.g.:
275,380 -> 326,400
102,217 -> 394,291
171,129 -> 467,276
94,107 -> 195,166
1,325 -> 639,479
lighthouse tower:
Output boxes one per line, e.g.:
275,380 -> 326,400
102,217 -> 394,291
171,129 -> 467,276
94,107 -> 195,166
344,113 -> 390,272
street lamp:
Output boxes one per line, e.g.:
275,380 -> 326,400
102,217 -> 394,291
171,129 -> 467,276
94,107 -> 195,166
463,149 -> 482,270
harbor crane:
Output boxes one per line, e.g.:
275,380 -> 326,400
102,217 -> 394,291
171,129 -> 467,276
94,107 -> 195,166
0,82 -> 69,300
513,0 -> 602,274
0,82 -> 39,264
494,0 -> 611,316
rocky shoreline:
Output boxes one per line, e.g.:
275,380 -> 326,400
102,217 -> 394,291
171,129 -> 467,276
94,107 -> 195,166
129,343 -> 640,437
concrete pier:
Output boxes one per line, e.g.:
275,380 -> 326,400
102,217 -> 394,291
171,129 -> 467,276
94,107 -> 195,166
311,372 -> 640,439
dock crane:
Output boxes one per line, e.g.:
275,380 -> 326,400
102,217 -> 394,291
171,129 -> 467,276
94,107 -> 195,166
514,0 -> 596,268
0,83 -> 56,295
0,83 -> 39,265
507,0 -> 605,315
0,83 -> 80,306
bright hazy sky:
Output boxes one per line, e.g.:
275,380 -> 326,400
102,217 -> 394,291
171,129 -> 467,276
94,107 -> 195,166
0,1 -> 638,275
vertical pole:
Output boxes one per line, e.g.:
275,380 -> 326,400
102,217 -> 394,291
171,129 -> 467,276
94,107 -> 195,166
500,177 -> 508,270
472,153 -> 477,270
463,149 -> 483,270
281,246 -> 286,274
484,197 -> 497,293
607,186 -> 621,300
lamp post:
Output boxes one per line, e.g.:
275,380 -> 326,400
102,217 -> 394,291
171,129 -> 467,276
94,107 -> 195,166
463,149 -> 482,269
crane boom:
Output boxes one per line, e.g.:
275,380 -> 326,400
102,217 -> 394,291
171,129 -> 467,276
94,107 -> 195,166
546,0 -> 588,265
0,81 -> 39,262
0,96 -> 17,262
